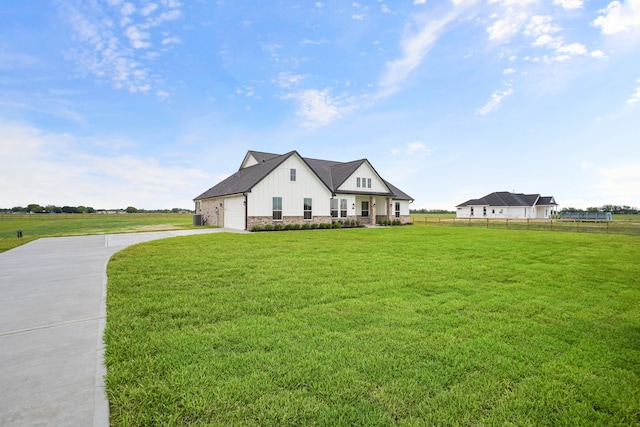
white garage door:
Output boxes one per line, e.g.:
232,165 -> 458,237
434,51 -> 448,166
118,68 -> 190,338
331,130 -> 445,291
224,196 -> 245,230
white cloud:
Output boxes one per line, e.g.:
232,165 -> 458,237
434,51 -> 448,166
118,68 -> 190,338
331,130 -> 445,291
503,67 -> 516,74
0,121 -> 206,209
593,0 -> 640,34
275,71 -> 305,89
594,161 -> 640,200
141,3 -> 159,16
628,78 -> 640,104
553,0 -> 583,9
352,14 -> 367,20
162,36 -> 181,45
285,89 -> 343,127
414,0 -> 426,4
476,86 -> 514,115
525,15 -> 561,38
487,18 -> 520,41
124,25 -> 151,49
391,142 -> 434,156
378,11 -> 458,98
59,0 -> 181,95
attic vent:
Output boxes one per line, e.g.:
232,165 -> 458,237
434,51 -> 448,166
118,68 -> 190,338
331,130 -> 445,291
262,160 -> 265,163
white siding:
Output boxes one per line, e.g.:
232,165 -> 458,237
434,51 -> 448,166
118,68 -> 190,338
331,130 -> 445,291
224,196 -> 246,229
247,154 -> 331,217
337,162 -> 389,193
396,200 -> 410,216
456,205 -> 548,219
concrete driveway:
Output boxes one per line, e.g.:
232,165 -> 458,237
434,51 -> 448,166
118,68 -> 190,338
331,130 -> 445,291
0,228 -> 237,426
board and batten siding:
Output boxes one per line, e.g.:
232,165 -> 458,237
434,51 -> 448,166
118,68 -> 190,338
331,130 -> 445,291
337,162 -> 389,193
247,155 -> 331,217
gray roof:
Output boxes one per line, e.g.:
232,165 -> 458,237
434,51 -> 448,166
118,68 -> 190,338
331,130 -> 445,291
195,150 -> 413,201
456,192 -> 557,207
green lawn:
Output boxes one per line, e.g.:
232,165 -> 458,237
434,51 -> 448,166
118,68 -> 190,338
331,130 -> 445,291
105,227 -> 640,426
0,213 -> 196,252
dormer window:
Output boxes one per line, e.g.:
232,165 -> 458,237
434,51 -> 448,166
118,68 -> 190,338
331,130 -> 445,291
290,168 -> 296,181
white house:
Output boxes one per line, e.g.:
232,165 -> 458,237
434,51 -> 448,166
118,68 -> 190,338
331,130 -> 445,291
456,192 -> 558,219
194,150 -> 414,230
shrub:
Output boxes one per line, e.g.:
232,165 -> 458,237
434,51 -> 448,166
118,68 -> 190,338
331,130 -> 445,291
302,223 -> 310,230
285,224 -> 295,230
343,220 -> 352,227
251,225 -> 262,232
310,223 -> 319,229
319,223 -> 331,229
293,223 -> 301,230
332,221 -> 342,229
274,223 -> 283,231
355,219 -> 361,227
264,224 -> 274,231
393,220 -> 401,226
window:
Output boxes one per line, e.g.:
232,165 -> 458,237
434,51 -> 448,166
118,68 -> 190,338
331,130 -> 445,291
272,197 -> 282,220
331,198 -> 338,217
470,207 -> 474,216
304,198 -> 312,220
483,207 -> 487,216
367,178 -> 372,188
357,177 -> 361,188
340,199 -> 347,217
361,201 -> 369,217
290,168 -> 296,181
395,202 -> 401,218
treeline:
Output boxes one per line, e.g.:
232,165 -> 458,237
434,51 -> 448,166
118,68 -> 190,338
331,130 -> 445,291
561,205 -> 638,214
410,209 -> 455,214
1,204 -> 193,214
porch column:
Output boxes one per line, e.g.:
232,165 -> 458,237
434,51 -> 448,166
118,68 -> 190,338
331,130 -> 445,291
387,197 -> 393,221
370,196 -> 376,225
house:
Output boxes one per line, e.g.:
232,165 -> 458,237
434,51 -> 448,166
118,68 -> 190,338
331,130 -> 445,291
456,192 -> 558,219
194,150 -> 413,230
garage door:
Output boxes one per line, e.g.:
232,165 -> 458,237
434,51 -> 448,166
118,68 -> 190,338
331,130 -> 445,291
224,196 -> 245,230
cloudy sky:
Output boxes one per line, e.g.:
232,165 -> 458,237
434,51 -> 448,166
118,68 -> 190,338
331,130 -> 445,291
1,0 -> 639,210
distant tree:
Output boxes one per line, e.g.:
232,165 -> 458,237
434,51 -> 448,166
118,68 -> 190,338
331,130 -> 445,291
125,206 -> 138,213
27,204 -> 44,213
76,205 -> 87,214
62,206 -> 79,213
86,206 -> 95,213
11,206 -> 25,212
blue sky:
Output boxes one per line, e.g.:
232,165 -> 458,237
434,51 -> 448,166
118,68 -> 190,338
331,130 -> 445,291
1,0 -> 639,210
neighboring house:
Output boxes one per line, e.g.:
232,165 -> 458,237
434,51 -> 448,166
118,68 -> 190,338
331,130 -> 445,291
194,150 -> 413,230
456,192 -> 558,219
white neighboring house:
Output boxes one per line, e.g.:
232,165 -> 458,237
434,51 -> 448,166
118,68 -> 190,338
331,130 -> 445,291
456,192 -> 558,219
194,150 -> 414,230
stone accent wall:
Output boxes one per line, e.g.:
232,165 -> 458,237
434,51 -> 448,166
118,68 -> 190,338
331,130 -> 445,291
198,197 -> 225,227
376,214 -> 412,225
247,215 -> 339,229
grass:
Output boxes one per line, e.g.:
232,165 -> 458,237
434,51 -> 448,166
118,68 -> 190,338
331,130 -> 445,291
0,213 -> 197,252
105,226 -> 640,426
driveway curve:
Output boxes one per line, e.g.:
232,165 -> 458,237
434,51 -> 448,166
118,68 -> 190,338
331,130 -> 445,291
0,228 -> 240,426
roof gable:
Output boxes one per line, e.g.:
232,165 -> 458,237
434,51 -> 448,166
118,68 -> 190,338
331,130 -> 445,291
240,150 -> 280,169
195,150 -> 413,201
456,192 -> 556,207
